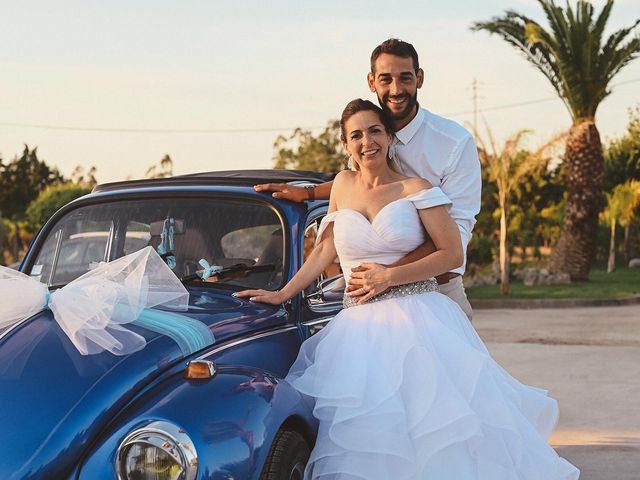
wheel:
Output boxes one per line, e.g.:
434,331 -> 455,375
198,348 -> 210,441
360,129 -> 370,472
259,429 -> 310,480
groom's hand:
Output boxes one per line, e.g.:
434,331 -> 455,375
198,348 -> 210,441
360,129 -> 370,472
254,183 -> 308,202
347,263 -> 391,304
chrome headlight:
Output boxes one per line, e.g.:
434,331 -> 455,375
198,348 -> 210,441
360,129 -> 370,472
116,421 -> 197,480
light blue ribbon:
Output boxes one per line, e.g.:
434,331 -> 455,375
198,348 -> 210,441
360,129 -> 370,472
131,308 -> 215,356
157,218 -> 177,270
44,290 -> 52,308
197,259 -> 222,280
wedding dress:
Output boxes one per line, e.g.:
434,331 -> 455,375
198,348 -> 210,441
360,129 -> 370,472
285,187 -> 579,480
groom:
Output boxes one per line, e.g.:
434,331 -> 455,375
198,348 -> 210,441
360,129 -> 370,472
255,39 -> 481,320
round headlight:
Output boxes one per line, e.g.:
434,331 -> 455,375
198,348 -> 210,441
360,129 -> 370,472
116,421 -> 197,480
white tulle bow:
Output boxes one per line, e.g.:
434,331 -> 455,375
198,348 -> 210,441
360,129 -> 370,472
0,247 -> 189,355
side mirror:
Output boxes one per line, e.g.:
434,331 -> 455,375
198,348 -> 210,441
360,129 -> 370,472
306,274 -> 345,304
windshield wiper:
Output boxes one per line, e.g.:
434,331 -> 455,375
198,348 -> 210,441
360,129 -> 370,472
180,263 -> 277,284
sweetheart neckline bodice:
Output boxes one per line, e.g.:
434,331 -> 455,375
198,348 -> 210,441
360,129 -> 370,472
338,196 -> 417,225
318,186 -> 452,277
333,188 -> 435,225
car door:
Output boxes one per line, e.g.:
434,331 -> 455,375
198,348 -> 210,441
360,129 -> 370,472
299,209 -> 344,338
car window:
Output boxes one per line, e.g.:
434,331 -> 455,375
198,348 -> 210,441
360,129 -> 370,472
302,215 -> 344,333
30,219 -> 113,285
221,225 -> 282,262
28,197 -> 285,290
123,222 -> 152,256
303,216 -> 342,289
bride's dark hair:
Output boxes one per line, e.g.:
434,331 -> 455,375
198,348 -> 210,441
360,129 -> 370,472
339,99 -> 393,143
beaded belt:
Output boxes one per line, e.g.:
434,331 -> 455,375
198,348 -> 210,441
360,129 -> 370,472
342,278 -> 439,308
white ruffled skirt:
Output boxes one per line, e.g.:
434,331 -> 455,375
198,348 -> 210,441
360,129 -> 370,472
285,292 -> 580,480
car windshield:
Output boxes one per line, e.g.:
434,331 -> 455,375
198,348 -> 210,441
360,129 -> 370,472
27,197 -> 285,290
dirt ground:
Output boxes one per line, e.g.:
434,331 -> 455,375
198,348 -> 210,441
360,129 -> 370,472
474,305 -> 640,480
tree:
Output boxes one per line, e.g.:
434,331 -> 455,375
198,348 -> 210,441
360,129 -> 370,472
145,154 -> 173,178
466,166 -> 499,267
603,106 -> 640,261
510,160 -> 566,260
0,145 -> 63,220
26,183 -> 92,231
476,127 -> 565,294
472,0 -> 640,280
273,120 -> 345,173
0,145 -> 63,259
70,165 -> 98,188
604,106 -> 640,191
600,180 -> 640,272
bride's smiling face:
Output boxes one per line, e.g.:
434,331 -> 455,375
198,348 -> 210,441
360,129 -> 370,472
343,111 -> 392,170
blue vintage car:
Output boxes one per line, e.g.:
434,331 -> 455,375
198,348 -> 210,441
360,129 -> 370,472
0,170 -> 346,480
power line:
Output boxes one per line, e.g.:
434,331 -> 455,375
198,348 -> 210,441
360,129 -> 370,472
1,78 -> 639,134
444,95 -> 558,117
0,122 -> 325,134
447,77 -> 640,117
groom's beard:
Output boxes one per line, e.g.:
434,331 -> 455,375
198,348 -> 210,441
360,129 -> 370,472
378,90 -> 418,124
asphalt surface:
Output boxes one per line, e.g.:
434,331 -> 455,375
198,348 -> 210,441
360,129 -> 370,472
474,305 -> 640,480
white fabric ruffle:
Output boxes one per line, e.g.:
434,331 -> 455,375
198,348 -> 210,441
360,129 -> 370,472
0,266 -> 49,330
286,292 -> 579,480
0,247 -> 189,355
316,187 -> 451,246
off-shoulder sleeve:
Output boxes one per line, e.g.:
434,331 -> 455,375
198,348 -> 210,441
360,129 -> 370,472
405,187 -> 452,210
315,211 -> 340,245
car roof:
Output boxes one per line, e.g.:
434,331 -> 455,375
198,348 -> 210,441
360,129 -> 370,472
92,169 -> 337,193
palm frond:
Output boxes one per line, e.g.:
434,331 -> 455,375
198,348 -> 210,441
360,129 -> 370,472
473,0 -> 640,121
601,20 -> 640,82
472,14 -> 569,110
592,0 -> 614,46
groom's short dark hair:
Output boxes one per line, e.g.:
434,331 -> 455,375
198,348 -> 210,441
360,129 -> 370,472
370,39 -> 420,74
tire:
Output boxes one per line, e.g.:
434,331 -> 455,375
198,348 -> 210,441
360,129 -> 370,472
259,429 -> 310,480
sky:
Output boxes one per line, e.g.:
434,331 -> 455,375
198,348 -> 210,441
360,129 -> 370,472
1,0 -> 639,183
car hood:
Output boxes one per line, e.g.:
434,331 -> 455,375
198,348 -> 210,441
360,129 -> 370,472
0,288 -> 288,479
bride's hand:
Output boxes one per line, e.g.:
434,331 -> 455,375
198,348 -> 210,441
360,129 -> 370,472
347,263 -> 391,304
233,289 -> 285,305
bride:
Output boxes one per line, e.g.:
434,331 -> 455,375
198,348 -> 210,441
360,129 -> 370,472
236,99 -> 579,479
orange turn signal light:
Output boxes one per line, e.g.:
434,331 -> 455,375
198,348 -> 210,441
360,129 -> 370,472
185,359 -> 217,379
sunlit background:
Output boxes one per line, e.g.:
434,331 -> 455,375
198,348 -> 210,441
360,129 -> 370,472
1,0 -> 639,182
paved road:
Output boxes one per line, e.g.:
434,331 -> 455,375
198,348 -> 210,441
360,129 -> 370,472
474,305 -> 640,480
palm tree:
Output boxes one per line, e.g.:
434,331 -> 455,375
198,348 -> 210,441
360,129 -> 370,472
601,180 -> 640,272
472,0 -> 640,280
476,127 -> 565,294
619,180 -> 640,263
601,188 -> 624,273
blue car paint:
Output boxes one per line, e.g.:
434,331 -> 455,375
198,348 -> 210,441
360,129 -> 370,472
0,297 -> 292,479
1,181 -> 339,479
76,335 -> 315,480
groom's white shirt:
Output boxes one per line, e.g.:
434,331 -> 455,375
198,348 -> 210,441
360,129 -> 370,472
394,107 -> 481,275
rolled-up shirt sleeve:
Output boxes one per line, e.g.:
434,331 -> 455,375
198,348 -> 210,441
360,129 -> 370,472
440,135 -> 481,274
